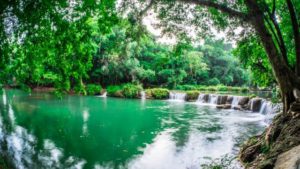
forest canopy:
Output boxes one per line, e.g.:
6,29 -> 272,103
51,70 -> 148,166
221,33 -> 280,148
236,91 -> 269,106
0,0 -> 251,93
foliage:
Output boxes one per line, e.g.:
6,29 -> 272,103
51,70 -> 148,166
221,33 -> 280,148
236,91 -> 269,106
186,91 -> 200,101
107,85 -> 123,97
107,83 -> 142,98
145,88 -> 169,99
86,84 -> 102,95
121,83 -> 143,98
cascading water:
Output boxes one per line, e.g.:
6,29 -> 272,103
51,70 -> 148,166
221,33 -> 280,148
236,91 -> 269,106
196,94 -> 206,103
208,94 -> 218,104
140,91 -> 146,100
169,92 -> 186,101
231,96 -> 241,108
97,92 -> 107,98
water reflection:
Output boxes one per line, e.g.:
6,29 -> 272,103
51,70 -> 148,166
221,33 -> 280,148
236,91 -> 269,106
0,89 -> 268,169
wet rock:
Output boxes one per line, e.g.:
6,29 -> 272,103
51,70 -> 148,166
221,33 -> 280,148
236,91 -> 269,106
238,97 -> 250,106
233,106 -> 242,110
202,94 -> 209,102
226,96 -> 233,104
274,145 -> 300,169
216,105 -> 224,109
249,98 -> 262,112
216,95 -> 228,105
239,142 -> 262,163
223,104 -> 232,109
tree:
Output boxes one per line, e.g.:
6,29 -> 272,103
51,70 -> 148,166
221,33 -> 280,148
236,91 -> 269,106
120,0 -> 300,113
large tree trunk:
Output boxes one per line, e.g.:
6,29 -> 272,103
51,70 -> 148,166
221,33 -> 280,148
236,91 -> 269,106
246,0 -> 300,113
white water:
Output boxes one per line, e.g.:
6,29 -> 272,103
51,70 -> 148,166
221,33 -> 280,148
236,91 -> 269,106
169,92 -> 186,102
97,92 -> 107,98
196,94 -> 206,103
231,96 -> 241,108
140,91 -> 146,100
208,94 -> 218,104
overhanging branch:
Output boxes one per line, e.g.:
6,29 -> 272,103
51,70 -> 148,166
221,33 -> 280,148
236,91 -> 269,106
177,0 -> 249,19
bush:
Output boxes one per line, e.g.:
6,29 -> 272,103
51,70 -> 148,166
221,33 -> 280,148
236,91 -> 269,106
146,88 -> 169,99
107,83 -> 142,98
107,85 -> 123,97
240,87 -> 249,93
231,87 -> 240,92
207,78 -> 220,86
175,85 -> 198,91
216,85 -> 229,91
86,84 -> 102,95
206,86 -> 217,91
122,83 -> 143,98
186,91 -> 200,101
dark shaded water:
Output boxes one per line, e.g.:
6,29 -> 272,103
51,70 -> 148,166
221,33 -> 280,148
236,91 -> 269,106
0,89 -> 268,169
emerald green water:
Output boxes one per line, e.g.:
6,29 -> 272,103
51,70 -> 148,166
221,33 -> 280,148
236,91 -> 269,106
0,89 -> 267,169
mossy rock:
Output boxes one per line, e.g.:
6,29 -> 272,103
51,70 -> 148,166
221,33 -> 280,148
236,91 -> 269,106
186,91 -> 200,101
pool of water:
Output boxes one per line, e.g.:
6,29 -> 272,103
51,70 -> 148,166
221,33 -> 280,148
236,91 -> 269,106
0,89 -> 268,169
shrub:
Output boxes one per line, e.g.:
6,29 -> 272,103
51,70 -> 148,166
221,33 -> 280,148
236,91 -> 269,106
146,88 -> 169,99
197,86 -> 207,91
176,85 -> 198,91
206,86 -> 217,91
122,83 -> 143,98
186,91 -> 200,101
240,87 -> 249,93
231,87 -> 240,92
207,78 -> 220,86
216,85 -> 228,91
86,84 -> 102,95
107,84 -> 142,98
107,85 -> 123,97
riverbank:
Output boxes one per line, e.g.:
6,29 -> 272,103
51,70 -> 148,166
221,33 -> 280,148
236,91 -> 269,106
239,96 -> 300,168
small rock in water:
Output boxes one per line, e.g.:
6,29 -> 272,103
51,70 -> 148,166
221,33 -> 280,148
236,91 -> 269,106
223,104 -> 232,109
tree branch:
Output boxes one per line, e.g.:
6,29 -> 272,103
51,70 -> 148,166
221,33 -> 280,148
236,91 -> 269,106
177,0 -> 249,19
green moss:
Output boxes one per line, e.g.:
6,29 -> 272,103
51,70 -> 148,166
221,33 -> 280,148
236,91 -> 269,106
146,88 -> 169,99
186,90 -> 200,101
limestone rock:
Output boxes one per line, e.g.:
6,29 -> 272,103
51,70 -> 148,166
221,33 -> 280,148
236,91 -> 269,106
216,95 -> 228,105
274,145 -> 300,169
226,96 -> 233,104
223,104 -> 232,109
216,105 -> 224,109
238,97 -> 250,106
233,105 -> 242,110
249,98 -> 262,112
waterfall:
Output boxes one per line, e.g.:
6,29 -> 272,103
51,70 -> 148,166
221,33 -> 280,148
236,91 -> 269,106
231,96 -> 241,108
97,92 -> 107,98
259,100 -> 274,115
197,94 -> 206,103
140,91 -> 146,100
208,94 -> 218,104
169,92 -> 186,101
